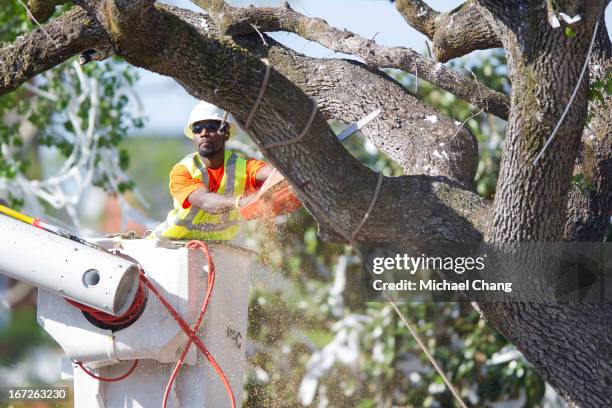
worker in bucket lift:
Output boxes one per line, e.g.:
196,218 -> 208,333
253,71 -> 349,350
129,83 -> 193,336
150,101 -> 276,241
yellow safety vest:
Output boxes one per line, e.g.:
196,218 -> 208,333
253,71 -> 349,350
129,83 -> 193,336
152,151 -> 247,241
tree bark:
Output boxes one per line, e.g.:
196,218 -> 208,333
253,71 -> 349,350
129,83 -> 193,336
395,0 -> 502,62
564,15 -> 611,242
476,2 -> 612,406
394,0 -> 439,39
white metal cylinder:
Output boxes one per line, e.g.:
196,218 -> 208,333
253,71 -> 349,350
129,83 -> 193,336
0,215 -> 139,315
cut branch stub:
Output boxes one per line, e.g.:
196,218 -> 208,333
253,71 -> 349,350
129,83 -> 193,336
431,2 -> 502,62
0,6 -> 111,97
394,0 -> 440,39
27,0 -> 66,23
395,0 -> 502,62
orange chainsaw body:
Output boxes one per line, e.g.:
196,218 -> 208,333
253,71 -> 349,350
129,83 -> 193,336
239,170 -> 302,220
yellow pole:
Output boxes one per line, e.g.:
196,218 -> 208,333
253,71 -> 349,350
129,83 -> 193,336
0,204 -> 36,225
0,203 -> 106,251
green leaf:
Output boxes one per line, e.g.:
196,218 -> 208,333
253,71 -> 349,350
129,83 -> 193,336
572,173 -> 594,197
588,88 -> 604,104
356,398 -> 375,408
119,148 -> 130,170
564,26 -> 576,38
117,180 -> 135,193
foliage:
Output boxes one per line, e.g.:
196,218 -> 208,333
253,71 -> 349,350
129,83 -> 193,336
571,173 -> 595,196
0,307 -> 55,366
587,68 -> 612,107
0,0 -> 143,215
120,136 -> 193,219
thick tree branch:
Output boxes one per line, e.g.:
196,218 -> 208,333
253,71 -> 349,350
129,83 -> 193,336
478,0 -> 604,242
27,0 -> 65,23
72,0 -> 159,58
194,0 -> 510,120
430,1 -> 502,62
236,34 -> 479,187
0,7 -> 110,96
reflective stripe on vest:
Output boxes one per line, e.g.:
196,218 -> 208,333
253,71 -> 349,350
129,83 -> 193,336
154,151 -> 247,241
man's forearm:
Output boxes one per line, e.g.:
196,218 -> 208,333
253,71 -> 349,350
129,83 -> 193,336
188,189 -> 255,214
188,190 -> 236,214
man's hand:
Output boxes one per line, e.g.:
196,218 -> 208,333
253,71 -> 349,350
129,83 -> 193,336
255,164 -> 274,185
186,164 -> 279,215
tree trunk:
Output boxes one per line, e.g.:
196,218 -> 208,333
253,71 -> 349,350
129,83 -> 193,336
476,2 -> 612,406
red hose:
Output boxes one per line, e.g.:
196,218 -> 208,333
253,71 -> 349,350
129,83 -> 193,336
68,240 -> 236,408
76,360 -> 139,382
160,240 -> 221,408
66,280 -> 146,327
140,241 -> 236,408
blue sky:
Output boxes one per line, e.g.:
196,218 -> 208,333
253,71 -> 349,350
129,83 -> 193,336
134,0 -> 612,136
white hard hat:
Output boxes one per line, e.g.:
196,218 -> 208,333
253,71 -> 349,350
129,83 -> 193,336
184,101 -> 233,139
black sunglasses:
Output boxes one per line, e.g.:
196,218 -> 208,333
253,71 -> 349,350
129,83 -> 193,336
191,121 -> 227,135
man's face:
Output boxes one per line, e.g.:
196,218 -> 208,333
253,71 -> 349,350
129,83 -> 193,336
191,120 -> 228,158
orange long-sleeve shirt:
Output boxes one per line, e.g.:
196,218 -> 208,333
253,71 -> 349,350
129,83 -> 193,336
169,158 -> 267,209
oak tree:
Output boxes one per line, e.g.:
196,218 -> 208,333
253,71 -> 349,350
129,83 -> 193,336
0,0 -> 610,406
